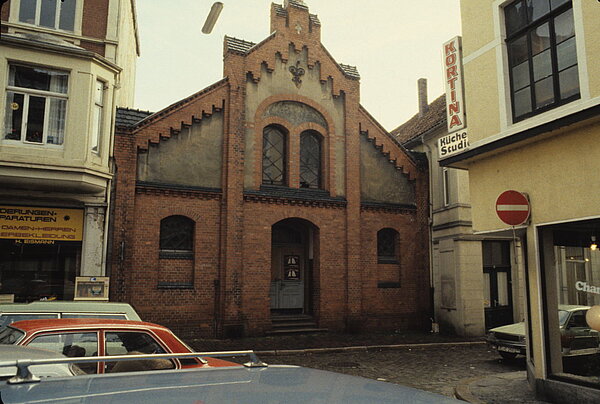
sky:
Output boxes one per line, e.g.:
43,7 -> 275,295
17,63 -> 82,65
134,0 -> 462,131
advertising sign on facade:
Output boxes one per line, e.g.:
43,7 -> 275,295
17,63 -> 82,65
438,129 -> 469,158
0,206 -> 84,241
443,36 -> 466,132
74,276 -> 110,301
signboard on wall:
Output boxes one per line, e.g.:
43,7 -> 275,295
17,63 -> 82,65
443,36 -> 467,132
284,255 -> 300,280
74,277 -> 109,301
0,206 -> 84,241
438,129 -> 469,159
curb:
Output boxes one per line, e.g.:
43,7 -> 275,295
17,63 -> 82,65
454,376 -> 487,404
255,340 -> 486,356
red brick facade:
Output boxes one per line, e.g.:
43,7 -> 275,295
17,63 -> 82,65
111,1 -> 430,338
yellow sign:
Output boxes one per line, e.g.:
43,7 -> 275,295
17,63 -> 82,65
0,205 -> 84,241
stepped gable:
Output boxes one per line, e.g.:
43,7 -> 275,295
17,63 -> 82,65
391,94 -> 447,145
358,105 -> 420,181
223,1 -> 359,96
130,78 -> 229,150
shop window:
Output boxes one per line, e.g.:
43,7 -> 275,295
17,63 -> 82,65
262,125 -> 287,186
4,64 -> 68,146
504,0 -> 579,122
91,80 -> 105,153
377,228 -> 399,264
18,0 -> 77,31
159,215 -> 194,259
299,131 -> 322,189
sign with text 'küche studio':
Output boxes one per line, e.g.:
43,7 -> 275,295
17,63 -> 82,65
0,206 -> 84,241
439,36 -> 469,159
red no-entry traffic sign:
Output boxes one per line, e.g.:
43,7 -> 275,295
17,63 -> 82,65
495,190 -> 530,226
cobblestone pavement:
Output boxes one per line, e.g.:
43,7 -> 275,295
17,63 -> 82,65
262,343 -> 526,399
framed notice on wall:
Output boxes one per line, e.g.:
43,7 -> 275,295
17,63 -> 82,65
74,277 -> 109,301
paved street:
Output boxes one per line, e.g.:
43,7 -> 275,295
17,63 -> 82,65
264,343 -> 526,399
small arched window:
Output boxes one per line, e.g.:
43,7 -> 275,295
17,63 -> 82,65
300,130 -> 322,189
377,228 -> 399,263
159,215 -> 194,259
262,126 -> 287,186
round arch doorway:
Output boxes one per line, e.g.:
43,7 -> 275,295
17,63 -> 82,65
269,218 -> 318,316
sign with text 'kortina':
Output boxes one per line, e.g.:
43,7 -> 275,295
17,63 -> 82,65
444,36 -> 466,132
438,130 -> 469,158
0,205 -> 84,241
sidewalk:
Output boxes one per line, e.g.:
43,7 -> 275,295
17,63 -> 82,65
187,331 -> 551,404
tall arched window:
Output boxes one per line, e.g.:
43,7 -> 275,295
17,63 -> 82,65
377,228 -> 399,263
300,130 -> 322,189
159,215 -> 194,259
262,126 -> 287,186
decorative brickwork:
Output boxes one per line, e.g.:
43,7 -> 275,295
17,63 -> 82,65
111,1 -> 430,338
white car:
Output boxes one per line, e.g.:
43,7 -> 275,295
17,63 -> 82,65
0,345 -> 84,381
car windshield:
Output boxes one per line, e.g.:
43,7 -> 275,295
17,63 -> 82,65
0,327 -> 25,345
558,310 -> 570,326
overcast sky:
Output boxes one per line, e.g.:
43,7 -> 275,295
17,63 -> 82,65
134,0 -> 461,131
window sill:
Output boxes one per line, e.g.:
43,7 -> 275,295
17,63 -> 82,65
157,282 -> 194,290
159,251 -> 193,260
377,282 -> 401,289
378,258 -> 399,264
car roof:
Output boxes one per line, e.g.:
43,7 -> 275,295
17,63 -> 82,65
8,318 -> 168,334
0,364 -> 462,403
0,301 -> 141,320
0,345 -> 67,360
558,304 -> 591,312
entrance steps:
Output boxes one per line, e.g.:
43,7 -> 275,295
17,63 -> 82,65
267,314 -> 328,335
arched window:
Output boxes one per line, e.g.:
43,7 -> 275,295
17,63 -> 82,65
159,215 -> 194,259
377,228 -> 399,263
262,126 -> 287,186
300,130 -> 322,189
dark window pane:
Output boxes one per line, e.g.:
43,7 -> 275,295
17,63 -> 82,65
505,1 -> 527,36
530,22 -> 551,55
512,61 -> 530,91
550,0 -> 569,9
535,76 -> 555,108
508,35 -> 529,66
9,65 -> 68,93
554,8 -> 574,44
59,0 -> 76,31
5,92 -> 24,140
526,0 -> 550,23
557,36 -> 577,70
19,0 -> 36,24
262,126 -> 286,186
160,216 -> 194,251
26,96 -> 46,143
532,49 -> 552,81
514,87 -> 532,117
559,65 -> 579,99
378,228 -> 398,261
299,131 -> 322,189
40,0 -> 57,28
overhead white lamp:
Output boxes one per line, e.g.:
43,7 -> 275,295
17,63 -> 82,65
202,2 -> 224,34
591,236 -> 597,251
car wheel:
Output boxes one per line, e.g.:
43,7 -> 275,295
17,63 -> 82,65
499,351 -> 518,360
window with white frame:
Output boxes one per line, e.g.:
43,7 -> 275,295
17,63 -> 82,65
4,64 -> 68,146
504,0 -> 579,122
18,0 -> 77,31
91,80 -> 105,153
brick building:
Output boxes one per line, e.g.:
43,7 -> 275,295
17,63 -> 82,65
112,0 -> 430,338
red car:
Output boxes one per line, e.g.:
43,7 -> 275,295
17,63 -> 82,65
0,318 -> 235,374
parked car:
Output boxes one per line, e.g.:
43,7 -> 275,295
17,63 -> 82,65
0,318 -> 235,374
0,345 -> 85,380
487,304 -> 599,359
0,301 -> 142,329
0,352 -> 462,403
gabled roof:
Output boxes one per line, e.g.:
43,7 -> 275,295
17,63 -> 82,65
116,108 -> 154,128
391,95 -> 447,145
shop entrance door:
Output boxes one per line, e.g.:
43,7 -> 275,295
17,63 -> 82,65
483,241 -> 514,330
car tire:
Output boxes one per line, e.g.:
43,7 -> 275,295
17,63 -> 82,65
499,351 -> 518,360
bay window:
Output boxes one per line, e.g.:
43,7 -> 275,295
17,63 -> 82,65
4,65 -> 68,146
505,0 -> 579,122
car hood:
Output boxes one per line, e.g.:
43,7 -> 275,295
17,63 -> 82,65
0,364 -> 461,403
490,322 -> 525,336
